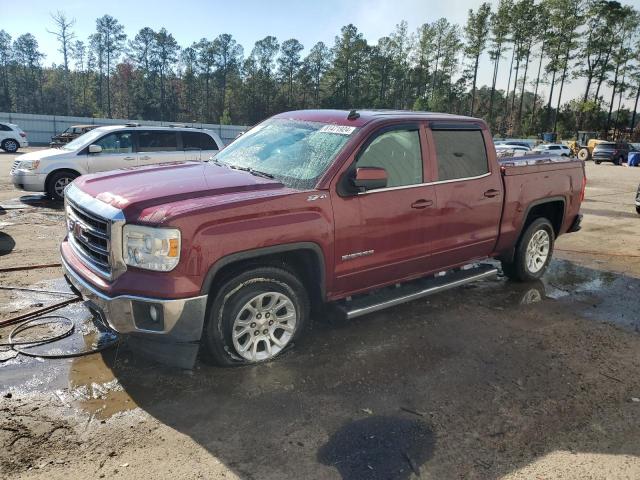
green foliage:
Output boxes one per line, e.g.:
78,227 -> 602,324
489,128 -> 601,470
0,1 -> 639,140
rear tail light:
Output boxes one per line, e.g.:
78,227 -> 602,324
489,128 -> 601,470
19,132 -> 26,137
580,175 -> 587,203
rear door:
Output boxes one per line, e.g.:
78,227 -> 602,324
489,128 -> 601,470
182,131 -> 221,161
87,131 -> 137,173
427,124 -> 503,270
136,130 -> 185,166
331,123 -> 437,295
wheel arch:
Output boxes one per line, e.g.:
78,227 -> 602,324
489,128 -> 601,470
499,197 -> 566,264
45,168 -> 82,193
201,242 -> 327,304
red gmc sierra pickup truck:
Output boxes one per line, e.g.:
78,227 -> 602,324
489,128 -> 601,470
60,110 -> 585,367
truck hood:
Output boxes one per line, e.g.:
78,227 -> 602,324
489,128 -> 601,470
73,161 -> 289,218
17,148 -> 69,161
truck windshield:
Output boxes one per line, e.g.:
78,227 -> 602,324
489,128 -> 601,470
213,118 -> 358,190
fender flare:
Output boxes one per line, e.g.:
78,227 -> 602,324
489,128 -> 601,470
200,242 -> 327,299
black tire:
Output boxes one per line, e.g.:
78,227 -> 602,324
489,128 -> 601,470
2,139 -> 19,153
636,206 -> 640,215
202,266 -> 310,366
613,156 -> 621,166
501,218 -> 555,283
47,170 -> 78,201
595,159 -> 601,164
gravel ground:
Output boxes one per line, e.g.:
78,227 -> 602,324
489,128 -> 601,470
1,148 -> 640,479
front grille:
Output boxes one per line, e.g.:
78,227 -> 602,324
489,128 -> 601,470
66,200 -> 112,276
10,160 -> 20,174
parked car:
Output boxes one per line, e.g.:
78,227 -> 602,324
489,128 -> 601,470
531,143 -> 572,157
0,122 -> 28,153
495,144 -> 530,157
60,109 -> 585,367
50,124 -> 99,147
592,141 -> 630,165
11,124 -> 224,201
495,140 -> 532,149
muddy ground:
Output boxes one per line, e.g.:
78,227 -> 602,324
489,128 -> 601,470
1,148 -> 640,479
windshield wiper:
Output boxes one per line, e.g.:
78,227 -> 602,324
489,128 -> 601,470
228,164 -> 274,179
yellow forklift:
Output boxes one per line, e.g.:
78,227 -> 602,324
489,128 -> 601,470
569,131 -> 605,160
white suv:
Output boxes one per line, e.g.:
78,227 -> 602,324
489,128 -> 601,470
11,125 -> 224,200
0,122 -> 29,153
531,143 -> 571,157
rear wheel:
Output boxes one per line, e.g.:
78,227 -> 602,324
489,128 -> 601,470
47,171 -> 78,201
636,206 -> 640,215
502,218 -> 555,282
1,139 -> 19,153
202,266 -> 310,366
595,159 -> 602,164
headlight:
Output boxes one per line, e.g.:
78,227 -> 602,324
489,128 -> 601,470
123,225 -> 181,271
17,160 -> 40,171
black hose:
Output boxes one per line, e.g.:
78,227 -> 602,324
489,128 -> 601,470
1,316 -> 74,346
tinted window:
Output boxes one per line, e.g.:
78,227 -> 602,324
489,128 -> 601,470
549,146 -> 560,150
138,131 -> 178,152
95,132 -> 133,153
356,129 -> 422,188
433,130 -> 488,181
182,131 -> 218,150
0,123 -> 11,131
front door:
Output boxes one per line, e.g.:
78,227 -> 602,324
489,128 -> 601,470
87,131 -> 137,173
331,124 -> 437,296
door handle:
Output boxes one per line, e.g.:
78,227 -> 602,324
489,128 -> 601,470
140,155 -> 151,161
483,189 -> 500,198
124,156 -> 136,161
411,199 -> 434,209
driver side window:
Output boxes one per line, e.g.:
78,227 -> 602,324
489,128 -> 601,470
95,132 -> 133,154
356,129 -> 423,188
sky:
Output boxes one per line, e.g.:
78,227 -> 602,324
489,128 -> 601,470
5,0 -> 640,109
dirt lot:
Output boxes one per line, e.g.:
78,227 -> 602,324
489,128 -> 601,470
1,148 -> 640,479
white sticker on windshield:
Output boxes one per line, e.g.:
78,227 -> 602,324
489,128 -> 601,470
319,125 -> 356,135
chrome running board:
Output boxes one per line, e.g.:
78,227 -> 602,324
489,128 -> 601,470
339,264 -> 498,319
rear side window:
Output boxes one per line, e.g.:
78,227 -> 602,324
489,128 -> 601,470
0,124 -> 11,131
432,130 -> 489,181
138,131 -> 178,152
182,131 -> 219,150
356,128 -> 423,188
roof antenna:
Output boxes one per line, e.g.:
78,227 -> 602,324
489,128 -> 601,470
347,109 -> 360,120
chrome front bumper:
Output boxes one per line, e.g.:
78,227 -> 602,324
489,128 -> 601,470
62,257 -> 208,343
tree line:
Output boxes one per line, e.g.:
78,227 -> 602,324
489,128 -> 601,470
0,0 -> 639,139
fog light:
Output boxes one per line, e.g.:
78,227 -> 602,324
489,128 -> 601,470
149,305 -> 159,322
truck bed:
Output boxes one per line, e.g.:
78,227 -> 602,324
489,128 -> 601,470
494,155 -> 585,255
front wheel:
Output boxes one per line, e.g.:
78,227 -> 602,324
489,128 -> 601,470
577,148 -> 590,161
502,218 -> 555,282
202,266 -> 310,366
636,206 -> 640,215
47,171 -> 78,201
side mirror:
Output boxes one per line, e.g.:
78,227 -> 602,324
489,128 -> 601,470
88,144 -> 102,154
352,167 -> 388,192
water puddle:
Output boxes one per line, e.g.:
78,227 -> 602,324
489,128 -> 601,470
1,259 -> 638,421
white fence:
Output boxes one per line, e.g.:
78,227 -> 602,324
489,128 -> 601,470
0,112 -> 247,146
